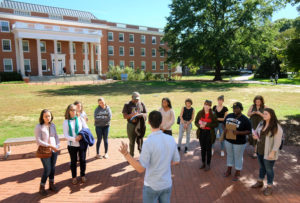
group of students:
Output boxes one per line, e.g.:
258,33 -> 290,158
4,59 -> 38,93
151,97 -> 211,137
35,92 -> 283,202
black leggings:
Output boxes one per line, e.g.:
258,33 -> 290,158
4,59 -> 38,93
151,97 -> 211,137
199,129 -> 212,165
68,146 -> 87,178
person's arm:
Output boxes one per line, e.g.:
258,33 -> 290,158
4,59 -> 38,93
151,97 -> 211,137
206,113 -> 218,128
165,109 -> 175,130
122,104 -> 136,120
271,125 -> 283,152
108,106 -> 112,120
219,111 -> 228,122
81,117 -> 89,129
63,121 -> 76,142
179,107 -> 184,123
35,125 -> 50,147
141,102 -> 148,121
189,109 -> 195,124
194,112 -> 201,128
171,142 -> 180,165
247,105 -> 254,117
119,141 -> 146,173
52,124 -> 60,149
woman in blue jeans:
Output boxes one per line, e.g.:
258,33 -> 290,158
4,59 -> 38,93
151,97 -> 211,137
223,102 -> 251,181
251,108 -> 283,196
35,109 -> 60,196
94,97 -> 112,159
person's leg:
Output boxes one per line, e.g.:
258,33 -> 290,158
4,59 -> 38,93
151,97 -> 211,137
40,157 -> 52,186
251,153 -> 265,188
264,159 -> 276,186
224,140 -> 233,176
103,126 -> 109,154
143,185 -> 159,203
158,186 -> 172,203
199,132 -> 206,165
79,147 -> 87,177
178,124 -> 184,149
185,123 -> 192,150
218,124 -> 225,151
233,143 -> 246,171
212,126 -> 219,149
68,146 -> 78,178
127,123 -> 136,157
206,132 -> 212,166
49,152 -> 58,191
95,126 -> 102,155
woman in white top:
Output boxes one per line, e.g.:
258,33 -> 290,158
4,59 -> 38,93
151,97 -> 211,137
74,101 -> 88,122
63,104 -> 88,185
35,109 -> 60,196
159,98 -> 175,136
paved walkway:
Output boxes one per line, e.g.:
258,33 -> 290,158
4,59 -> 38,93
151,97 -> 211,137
0,138 -> 299,203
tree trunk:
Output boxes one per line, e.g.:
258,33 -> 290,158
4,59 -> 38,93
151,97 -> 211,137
213,60 -> 222,81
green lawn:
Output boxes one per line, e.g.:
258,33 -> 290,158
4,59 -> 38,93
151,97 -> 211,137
180,75 -> 238,81
251,78 -> 300,85
0,81 -> 299,146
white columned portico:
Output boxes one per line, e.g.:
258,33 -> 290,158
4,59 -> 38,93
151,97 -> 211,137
18,38 -> 25,76
69,41 -> 74,75
14,38 -> 20,73
54,40 -> 59,76
90,43 -> 94,74
36,39 -> 42,76
84,42 -> 89,75
97,43 -> 101,75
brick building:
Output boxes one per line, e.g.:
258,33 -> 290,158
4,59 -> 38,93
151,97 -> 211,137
0,0 -> 181,79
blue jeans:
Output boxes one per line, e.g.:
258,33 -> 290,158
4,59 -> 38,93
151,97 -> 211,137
95,126 -> 110,154
224,140 -> 246,170
40,151 -> 58,185
178,123 -> 192,149
257,153 -> 276,185
143,185 -> 172,203
212,123 -> 225,150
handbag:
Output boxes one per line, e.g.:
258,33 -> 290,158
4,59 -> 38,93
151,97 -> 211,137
177,116 -> 181,125
36,126 -> 52,158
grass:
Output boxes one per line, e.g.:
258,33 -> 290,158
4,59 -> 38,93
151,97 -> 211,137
251,78 -> 300,85
0,81 -> 299,146
180,75 -> 238,81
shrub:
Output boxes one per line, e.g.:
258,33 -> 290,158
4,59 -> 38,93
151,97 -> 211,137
0,72 -> 23,82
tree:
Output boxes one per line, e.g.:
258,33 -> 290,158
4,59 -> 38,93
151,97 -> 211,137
164,0 -> 286,80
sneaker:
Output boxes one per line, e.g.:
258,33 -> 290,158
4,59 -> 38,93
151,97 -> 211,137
103,153 -> 109,159
232,170 -> 241,181
251,181 -> 264,188
95,154 -> 102,159
212,149 -> 214,156
81,176 -> 87,183
184,147 -> 188,153
205,165 -> 210,171
221,151 -> 225,157
199,163 -> 206,169
223,167 -> 232,177
263,186 -> 273,196
72,178 -> 78,185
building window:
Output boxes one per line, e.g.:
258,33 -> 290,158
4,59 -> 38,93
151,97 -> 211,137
160,37 -> 165,45
2,39 -> 11,52
120,60 -> 125,68
95,45 -> 100,54
160,50 -> 165,57
152,61 -> 156,70
109,60 -> 114,67
168,63 -> 172,70
24,59 -> 31,72
96,60 -> 100,72
119,33 -> 124,42
160,61 -> 164,70
129,47 -> 134,56
152,48 -> 156,57
129,61 -> 134,68
73,60 -> 77,72
57,42 -> 61,53
49,14 -> 62,20
141,48 -> 146,57
14,10 -> 31,16
108,46 -> 114,56
152,36 -> 156,44
3,58 -> 13,72
119,46 -> 124,56
23,40 -> 29,52
129,34 -> 134,43
42,59 -> 47,72
40,41 -> 46,53
141,61 -> 146,70
83,60 -> 89,71
0,21 -> 10,32
108,32 -> 113,41
82,43 -> 89,54
78,17 -> 90,23
141,35 -> 146,44
72,43 -> 76,54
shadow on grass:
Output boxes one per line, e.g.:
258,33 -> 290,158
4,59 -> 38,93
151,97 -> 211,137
281,114 -> 300,146
37,81 -> 252,97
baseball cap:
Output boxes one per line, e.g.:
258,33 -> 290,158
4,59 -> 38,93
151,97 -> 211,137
232,102 -> 243,110
132,92 -> 140,100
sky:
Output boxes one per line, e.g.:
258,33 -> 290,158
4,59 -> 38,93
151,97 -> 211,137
13,0 -> 300,28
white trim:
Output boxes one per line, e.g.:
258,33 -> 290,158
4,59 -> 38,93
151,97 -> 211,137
152,36 -> 156,44
141,35 -> 146,44
129,34 -> 134,43
152,61 -> 156,70
160,50 -> 165,57
108,32 -> 113,41
141,61 -> 146,70
120,60 -> 125,68
2,39 -> 12,52
160,61 -> 164,70
22,40 -> 29,52
82,43 -> 89,54
0,12 -> 164,35
119,33 -> 124,42
108,60 -> 114,67
24,59 -> 31,72
108,46 -> 114,56
0,20 -> 10,32
129,47 -> 134,56
129,61 -> 134,68
119,46 -> 124,56
42,59 -> 47,72
152,48 -> 156,57
57,42 -> 62,53
3,58 -> 13,72
160,37 -> 165,45
40,41 -> 46,53
141,48 -> 146,57
72,43 -> 76,54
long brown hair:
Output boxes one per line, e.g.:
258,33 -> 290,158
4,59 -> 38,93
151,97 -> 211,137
39,109 -> 53,125
262,108 -> 280,137
65,104 -> 76,120
253,95 -> 265,108
199,101 -> 214,119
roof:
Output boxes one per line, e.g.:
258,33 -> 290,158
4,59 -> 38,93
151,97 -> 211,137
0,0 -> 96,19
